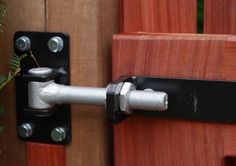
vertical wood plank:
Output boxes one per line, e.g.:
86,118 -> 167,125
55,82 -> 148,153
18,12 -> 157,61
0,0 -> 45,165
121,0 -> 197,33
117,1 -> 236,166
204,0 -> 236,34
27,143 -> 67,166
27,142 -> 65,166
46,0 -> 118,165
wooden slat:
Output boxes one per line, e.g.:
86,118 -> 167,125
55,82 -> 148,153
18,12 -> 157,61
46,0 -> 118,165
27,142 -> 66,166
204,0 -> 236,34
27,142 -> 65,166
0,0 -> 45,165
112,33 -> 236,166
120,0 -> 197,33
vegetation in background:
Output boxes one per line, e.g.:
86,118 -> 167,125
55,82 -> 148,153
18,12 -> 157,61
197,0 -> 204,33
0,2 -> 28,132
0,54 -> 27,91
0,1 -> 6,132
0,2 -> 29,132
0,53 -> 27,131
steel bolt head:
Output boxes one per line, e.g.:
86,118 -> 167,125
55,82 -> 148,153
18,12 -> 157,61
18,123 -> 33,138
47,36 -> 64,53
51,127 -> 66,142
15,36 -> 31,52
119,82 -> 136,115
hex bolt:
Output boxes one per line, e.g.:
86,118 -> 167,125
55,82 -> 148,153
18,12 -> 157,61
15,36 -> 31,52
50,127 -> 67,142
18,123 -> 33,138
47,36 -> 64,53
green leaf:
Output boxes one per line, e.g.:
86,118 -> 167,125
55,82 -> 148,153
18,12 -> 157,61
0,53 -> 27,91
0,75 -> 6,84
9,53 -> 21,73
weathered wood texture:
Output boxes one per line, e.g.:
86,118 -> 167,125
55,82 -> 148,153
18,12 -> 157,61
46,0 -> 118,165
27,142 -> 65,166
0,0 -> 45,166
112,33 -> 236,166
204,0 -> 236,34
120,0 -> 197,33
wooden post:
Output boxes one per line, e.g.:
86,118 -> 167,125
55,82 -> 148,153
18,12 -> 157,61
0,0 -> 118,165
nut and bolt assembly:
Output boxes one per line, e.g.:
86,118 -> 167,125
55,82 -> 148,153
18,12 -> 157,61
50,127 -> 67,142
15,36 -> 31,52
28,67 -> 168,114
18,123 -> 33,138
47,36 -> 64,53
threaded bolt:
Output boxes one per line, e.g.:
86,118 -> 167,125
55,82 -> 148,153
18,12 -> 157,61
129,90 -> 168,111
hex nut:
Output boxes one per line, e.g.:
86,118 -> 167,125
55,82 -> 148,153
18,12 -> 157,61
51,127 -> 66,142
47,36 -> 64,53
15,36 -> 31,52
119,82 -> 136,115
18,123 -> 33,138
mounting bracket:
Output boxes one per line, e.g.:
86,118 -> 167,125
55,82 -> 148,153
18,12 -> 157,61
15,31 -> 71,145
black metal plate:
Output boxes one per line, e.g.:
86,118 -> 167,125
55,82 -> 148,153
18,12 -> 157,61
15,31 -> 71,145
121,77 -> 236,123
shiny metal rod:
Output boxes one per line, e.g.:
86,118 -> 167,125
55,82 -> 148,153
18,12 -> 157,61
37,83 -> 168,112
40,83 -> 107,106
28,68 -> 168,113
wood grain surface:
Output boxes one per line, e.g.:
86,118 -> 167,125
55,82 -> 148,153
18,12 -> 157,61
46,0 -> 118,165
27,142 -> 65,166
0,0 -> 118,165
204,0 -> 236,34
112,33 -> 236,166
120,0 -> 197,33
0,0 -> 45,165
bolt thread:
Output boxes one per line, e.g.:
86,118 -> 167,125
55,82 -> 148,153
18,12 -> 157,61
129,90 -> 168,111
40,83 -> 106,105
40,83 -> 168,111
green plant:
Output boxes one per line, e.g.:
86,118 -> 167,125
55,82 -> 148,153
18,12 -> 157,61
0,2 -> 29,132
0,53 -> 27,90
0,54 -> 27,131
